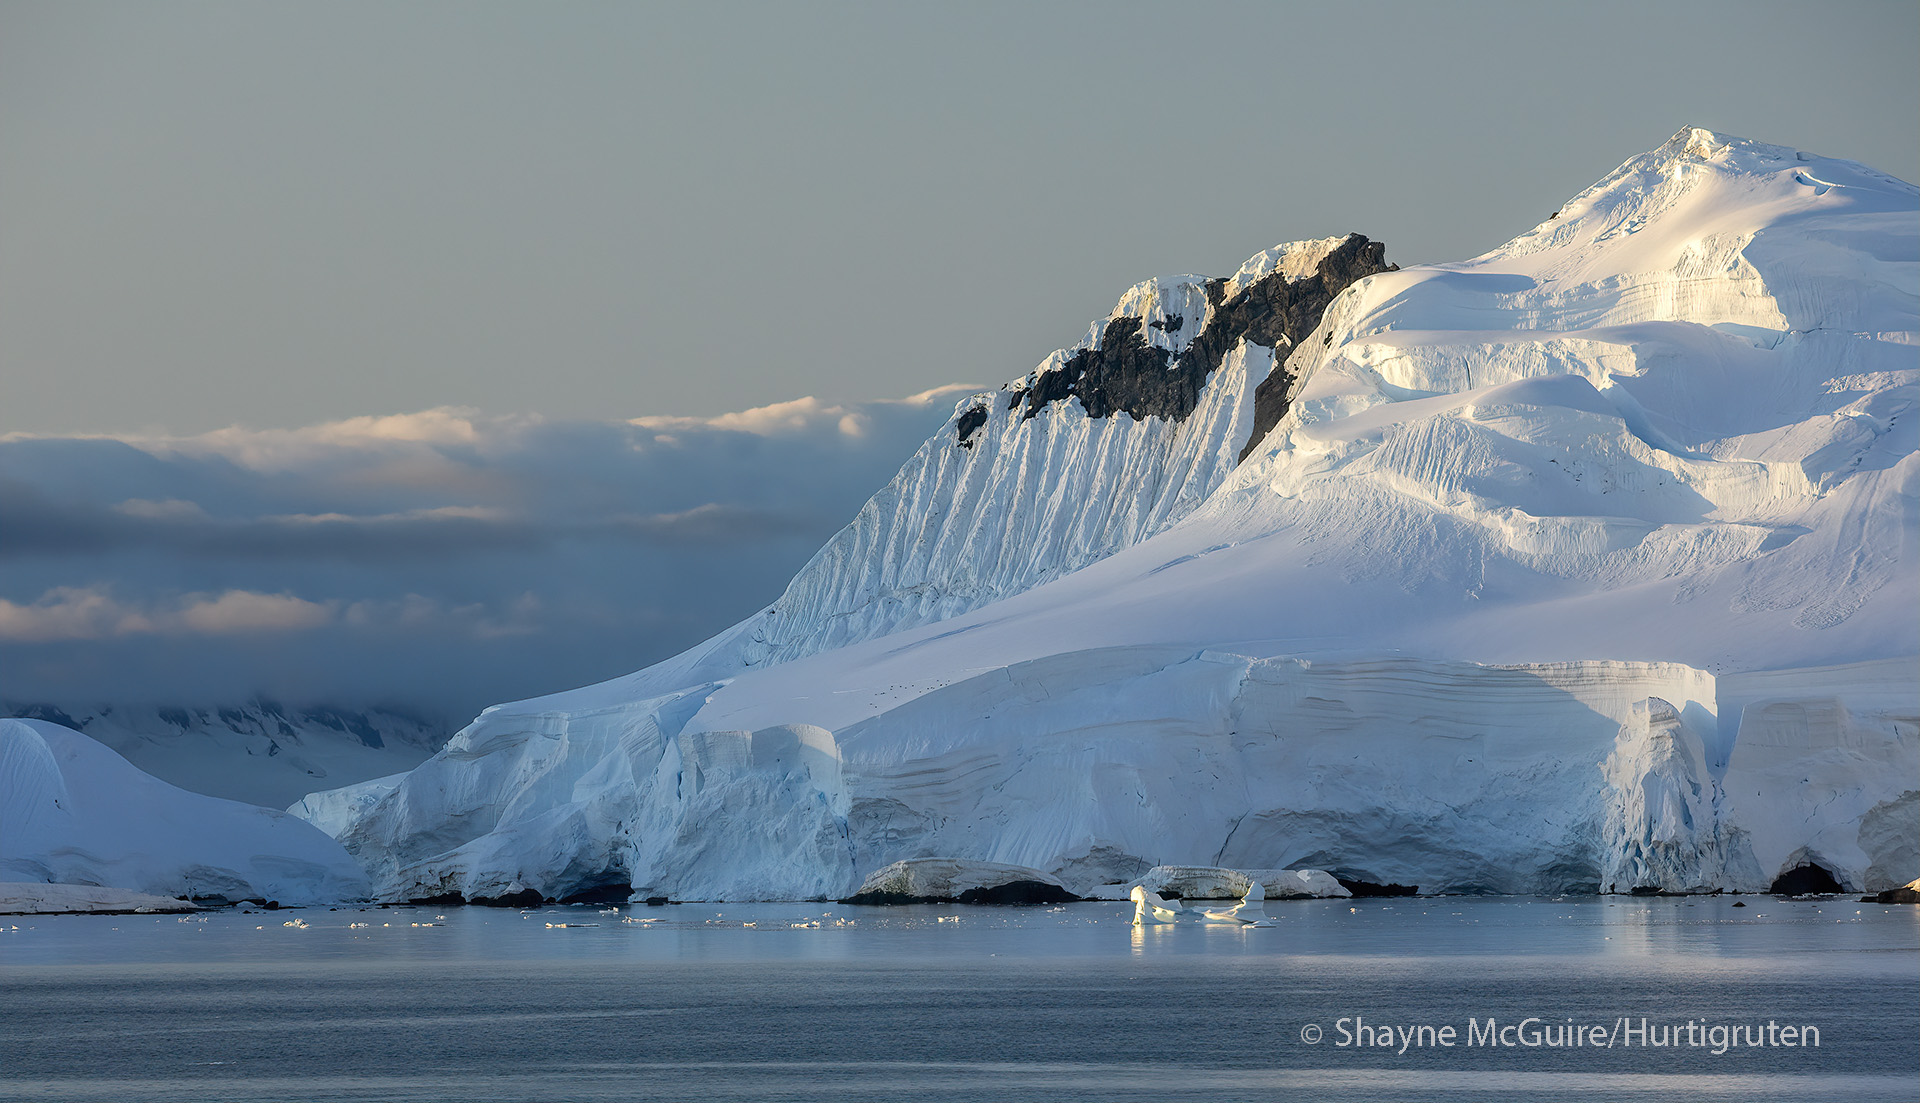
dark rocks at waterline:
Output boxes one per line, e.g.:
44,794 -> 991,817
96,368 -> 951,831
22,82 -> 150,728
1334,877 -> 1419,897
1869,880 -> 1920,904
842,880 -> 1082,907
467,889 -> 546,908
403,888 -> 559,908
839,858 -> 1081,907
557,882 -> 632,906
1769,863 -> 1845,895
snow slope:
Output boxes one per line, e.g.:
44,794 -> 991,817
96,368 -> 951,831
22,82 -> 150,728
606,233 -> 1392,679
2,717 -> 369,903
314,128 -> 1918,903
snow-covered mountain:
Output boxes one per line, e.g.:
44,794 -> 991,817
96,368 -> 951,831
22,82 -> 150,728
1,701 -> 445,809
308,128 -> 1918,903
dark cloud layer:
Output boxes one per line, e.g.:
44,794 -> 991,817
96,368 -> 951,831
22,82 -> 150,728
0,391 -> 972,717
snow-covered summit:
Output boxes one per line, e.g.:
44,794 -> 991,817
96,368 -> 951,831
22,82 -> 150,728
1204,124 -> 1917,668
311,129 -> 1917,905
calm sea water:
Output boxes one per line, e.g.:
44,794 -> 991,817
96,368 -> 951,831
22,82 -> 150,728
2,896 -> 1915,1102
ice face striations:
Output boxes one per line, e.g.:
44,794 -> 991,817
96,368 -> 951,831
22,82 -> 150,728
312,129 -> 1918,903
719,232 -> 1390,671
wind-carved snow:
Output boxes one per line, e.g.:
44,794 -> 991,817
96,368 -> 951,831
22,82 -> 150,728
741,340 -> 1264,666
717,234 -> 1372,672
1209,126 -> 1917,649
519,235 -> 1377,704
312,129 -> 1918,903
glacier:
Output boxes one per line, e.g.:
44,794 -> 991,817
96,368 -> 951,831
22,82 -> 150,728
305,128 -> 1916,904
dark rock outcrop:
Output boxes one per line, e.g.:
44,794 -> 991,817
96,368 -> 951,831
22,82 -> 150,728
953,403 -> 989,448
1002,234 -> 1394,465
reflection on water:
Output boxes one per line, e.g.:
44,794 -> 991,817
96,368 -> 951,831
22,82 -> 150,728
3,896 -> 1915,1102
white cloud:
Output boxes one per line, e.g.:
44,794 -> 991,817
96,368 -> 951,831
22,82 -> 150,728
0,587 -> 333,641
0,388 -> 973,712
174,590 -> 334,634
112,498 -> 211,520
0,587 -> 150,641
629,385 -> 975,438
268,505 -> 511,525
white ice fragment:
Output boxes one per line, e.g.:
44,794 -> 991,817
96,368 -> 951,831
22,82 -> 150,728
1130,885 -> 1183,926
1201,881 -> 1275,926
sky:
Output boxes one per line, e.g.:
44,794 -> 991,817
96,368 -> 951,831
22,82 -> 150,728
1,0 -> 1915,721
0,392 -> 970,716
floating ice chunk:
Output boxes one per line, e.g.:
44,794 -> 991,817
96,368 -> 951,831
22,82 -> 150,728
1130,885 -> 1183,926
1202,881 -> 1275,926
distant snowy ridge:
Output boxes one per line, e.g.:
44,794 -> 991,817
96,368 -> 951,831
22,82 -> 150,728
314,128 -> 1918,904
1,700 -> 445,809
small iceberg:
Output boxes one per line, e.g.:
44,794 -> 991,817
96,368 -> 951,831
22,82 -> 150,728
1130,885 -> 1184,926
1201,881 -> 1276,927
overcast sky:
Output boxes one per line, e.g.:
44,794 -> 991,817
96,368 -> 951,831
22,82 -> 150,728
1,1 -> 1915,720
4,1 -> 1914,436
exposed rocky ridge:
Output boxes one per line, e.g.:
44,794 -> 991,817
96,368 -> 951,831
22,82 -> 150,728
689,241 -> 1384,676
668,235 -> 1391,674
993,233 -> 1394,452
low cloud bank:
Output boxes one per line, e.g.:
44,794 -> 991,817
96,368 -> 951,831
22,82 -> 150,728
0,388 -> 973,717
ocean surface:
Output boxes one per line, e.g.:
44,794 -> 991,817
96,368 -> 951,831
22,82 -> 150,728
2,895 -> 1915,1102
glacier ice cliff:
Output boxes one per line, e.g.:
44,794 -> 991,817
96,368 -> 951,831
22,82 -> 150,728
306,128 -> 1919,903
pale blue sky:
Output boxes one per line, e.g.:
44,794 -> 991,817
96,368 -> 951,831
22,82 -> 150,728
4,0 -> 1916,436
